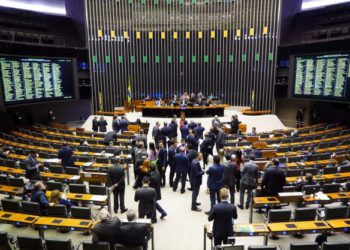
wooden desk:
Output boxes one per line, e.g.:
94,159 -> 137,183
0,211 -> 39,226
326,219 -> 350,232
0,166 -> 25,176
253,197 -> 280,208
46,191 -> 108,205
0,184 -> 23,195
268,221 -> 330,234
41,172 -> 80,182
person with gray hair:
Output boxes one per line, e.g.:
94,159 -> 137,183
92,208 -> 121,247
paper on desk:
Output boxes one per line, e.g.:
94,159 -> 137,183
70,175 -> 80,181
278,192 -> 303,197
91,195 -> 108,202
103,153 -> 114,157
272,144 -> 280,147
315,192 -> 330,200
83,162 -> 93,167
237,225 -> 252,232
42,158 -> 61,163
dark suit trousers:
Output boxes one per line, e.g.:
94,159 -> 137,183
214,236 -> 229,246
158,164 -> 167,186
191,185 -> 200,209
140,208 -> 156,224
173,172 -> 187,192
169,165 -> 175,187
113,187 -> 125,212
228,186 -> 235,204
209,189 -> 221,209
235,170 -> 241,191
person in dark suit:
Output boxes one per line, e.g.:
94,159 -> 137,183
188,120 -> 197,131
180,121 -> 190,140
215,128 -> 226,151
193,122 -> 205,140
186,145 -> 197,191
296,107 -> 304,128
295,173 -> 316,192
152,122 -> 161,147
48,109 -> 56,122
239,156 -> 259,210
107,163 -> 128,214
160,122 -> 172,147
92,208 -> 121,247
119,210 -> 149,250
208,188 -> 238,246
31,181 -> 54,215
187,130 -> 198,149
261,159 -> 286,196
92,116 -> 99,132
119,116 -> 129,133
58,142 -> 75,167
168,117 -> 178,141
223,154 -> 236,204
135,177 -> 157,223
112,115 -> 120,133
191,152 -> 204,211
98,116 -> 108,132
149,165 -> 167,219
172,147 -> 189,194
104,131 -> 117,146
200,133 -> 214,169
230,115 -> 239,134
168,142 -> 177,187
157,142 -> 167,187
135,130 -> 148,150
24,150 -> 42,181
206,155 -> 224,213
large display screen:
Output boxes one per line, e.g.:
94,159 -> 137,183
293,53 -> 350,100
0,55 -> 76,106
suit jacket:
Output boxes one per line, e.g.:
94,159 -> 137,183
107,165 -> 125,189
104,131 -> 117,144
193,126 -> 205,139
92,217 -> 121,246
119,222 -> 148,248
157,148 -> 167,167
187,134 -> 198,148
24,155 -> 40,180
223,161 -> 236,188
230,120 -> 239,133
58,146 -> 74,167
134,186 -> 156,216
215,130 -> 226,149
208,201 -> 237,239
191,159 -> 204,187
98,120 -> 108,132
152,126 -> 161,140
200,138 -> 214,155
31,190 -> 49,211
149,171 -> 162,200
119,120 -> 129,133
160,126 -> 172,138
168,121 -> 178,137
135,134 -> 148,149
168,147 -> 176,167
92,119 -> 98,132
180,125 -> 189,139
240,161 -> 259,187
174,153 -> 189,174
112,119 -> 120,132
188,122 -> 197,131
261,166 -> 286,195
207,164 -> 224,190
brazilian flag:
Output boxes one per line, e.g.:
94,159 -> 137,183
127,76 -> 132,105
98,91 -> 103,111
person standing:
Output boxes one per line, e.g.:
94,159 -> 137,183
193,122 -> 205,140
235,149 -> 243,192
222,154 -> 236,204
296,107 -> 304,128
58,142 -> 75,168
92,116 -> 99,132
48,109 -> 56,122
168,142 -> 177,187
168,117 -> 178,142
238,156 -> 259,210
261,159 -> 286,196
230,115 -> 239,134
119,116 -> 129,133
134,177 -> 157,223
98,116 -> 108,132
107,163 -> 128,214
149,165 -> 167,219
24,150 -> 42,181
206,155 -> 224,214
180,121 -> 190,140
157,142 -> 167,187
191,153 -> 204,211
112,115 -> 120,133
172,147 -> 189,194
160,122 -> 172,147
152,122 -> 161,147
200,133 -> 214,169
136,130 -> 148,150
208,188 -> 238,246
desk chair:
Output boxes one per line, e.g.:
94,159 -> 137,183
47,205 -> 67,218
65,167 -> 80,175
322,183 -> 340,194
341,139 -> 350,145
19,162 -> 26,170
302,185 -> 321,195
77,146 -> 88,152
304,168 -> 318,176
1,199 -> 20,212
322,167 -> 338,175
49,166 -> 63,174
88,147 -> 102,153
71,206 -> 91,219
46,181 -> 64,192
267,209 -> 291,223
32,141 -> 41,147
291,146 -> 304,152
294,208 -> 316,221
78,156 -> 91,163
260,134 -> 269,139
89,185 -> 107,195
21,201 -> 40,215
288,156 -> 302,163
292,137 -> 303,143
282,186 -> 296,192
286,169 -> 302,177
82,241 -> 110,250
307,155 -> 319,162
17,235 -> 43,250
345,182 -> 350,192
45,238 -> 73,250
339,165 -> 350,173
248,246 -> 277,250
0,231 -> 12,250
290,242 -> 319,250
0,175 -> 8,185
318,143 -> 329,149
324,206 -> 348,220
322,242 -> 350,250
69,184 -> 87,194
8,177 -> 24,187
114,245 -> 143,250
96,158 -> 109,164
4,160 -> 16,168
38,152 -> 49,159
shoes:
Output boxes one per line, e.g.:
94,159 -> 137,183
196,202 -> 201,206
204,211 -> 211,215
245,204 -> 249,209
160,213 -> 167,219
191,207 -> 202,212
180,190 -> 185,194
187,188 -> 193,191
121,208 -> 128,213
237,204 -> 244,210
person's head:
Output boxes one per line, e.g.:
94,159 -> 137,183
307,146 -> 314,152
219,188 -> 229,200
158,142 -> 163,148
184,121 -> 188,125
172,142 -> 177,148
94,116 -> 98,120
225,153 -> 231,161
48,189 -> 61,205
272,159 -> 279,167
49,109 -> 53,114
139,129 -> 144,135
109,141 -> 114,147
164,122 -> 168,127
249,155 -> 255,161
142,176 -> 150,185
204,132 -> 209,138
100,116 -> 104,120
113,115 -> 118,120
149,142 -> 156,152
33,181 -> 45,192
126,209 -> 137,222
29,150 -> 37,157
179,146 -> 185,153
218,149 -> 225,157
215,115 -> 218,119
235,149 -> 242,159
181,139 -> 186,145
252,127 -> 256,132
198,122 -> 201,127
196,152 -> 203,161
305,173 -> 313,182
150,165 -> 156,172
213,155 -> 221,164
138,141 -> 144,148
156,121 -> 160,126
98,208 -> 111,222
62,141 -> 68,147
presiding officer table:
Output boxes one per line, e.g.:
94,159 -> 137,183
137,104 -> 229,117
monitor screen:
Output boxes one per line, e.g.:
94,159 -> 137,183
0,55 -> 76,106
293,53 -> 350,101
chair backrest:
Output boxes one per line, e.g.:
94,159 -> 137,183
322,167 -> 338,175
46,182 -> 64,192
294,208 -> 316,221
71,206 -> 91,219
4,159 -> 16,168
288,156 -> 302,163
303,168 -> 318,176
8,177 -> 24,187
89,185 -> 107,195
282,186 -> 296,192
286,169 -> 302,177
277,147 -> 290,153
322,183 -> 340,194
49,166 -> 63,174
82,241 -> 110,250
322,242 -> 350,250
302,185 -> 321,195
267,209 -> 291,223
65,167 -> 80,175
0,175 -> 8,185
114,244 -> 143,250
69,184 -> 87,194
78,156 -> 91,162
248,246 -> 277,250
340,165 -> 350,173
17,235 -> 43,250
306,155 -> 319,162
345,182 -> 350,192
290,242 -> 319,250
21,201 -> 40,215
1,199 -> 20,212
325,206 -> 348,220
96,158 -> 109,164
0,231 -> 11,250
47,205 -> 67,218
45,238 -> 72,250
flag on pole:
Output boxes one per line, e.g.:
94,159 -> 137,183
127,76 -> 132,105
98,91 -> 103,111
250,89 -> 255,110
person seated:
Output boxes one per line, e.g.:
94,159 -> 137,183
31,181 -> 54,215
119,209 -> 149,250
106,141 -> 121,156
295,173 -> 316,192
0,144 -> 9,159
79,139 -> 89,146
155,99 -> 162,106
247,127 -> 257,136
92,208 -> 121,247
48,189 -> 72,212
104,131 -> 118,146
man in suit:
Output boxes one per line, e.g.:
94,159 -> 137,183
212,115 -> 221,127
239,156 -> 259,209
112,115 -> 120,133
152,122 -> 161,148
168,142 -> 177,187
188,120 -> 197,131
172,147 -> 189,194
261,159 -> 286,196
180,121 -> 190,140
24,150 -> 42,181
208,188 -> 238,246
135,177 -> 157,223
104,131 -> 117,146
193,122 -> 205,140
119,210 -> 149,250
98,116 -> 108,132
0,144 -> 9,159
92,116 -> 99,132
168,117 -> 178,142
107,163 -> 128,214
160,122 -> 172,147
187,130 -> 198,149
230,115 -> 239,134
215,128 -> 226,151
149,165 -> 167,219
200,133 -> 214,169
135,130 -> 148,150
58,142 -> 75,167
223,154 -> 236,204
186,145 -> 197,191
206,155 -> 224,214
92,208 -> 122,247
191,152 -> 204,211
119,116 -> 129,133
31,181 -> 54,215
157,142 -> 167,187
